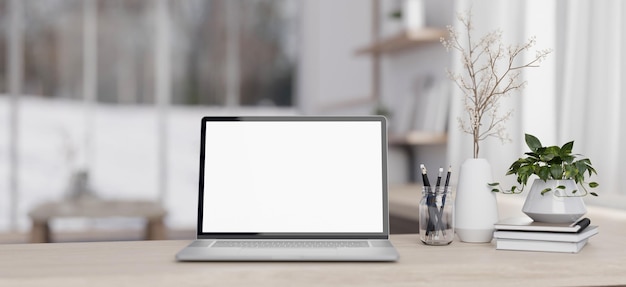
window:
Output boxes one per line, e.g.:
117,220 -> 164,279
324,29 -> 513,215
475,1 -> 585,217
0,0 -> 299,232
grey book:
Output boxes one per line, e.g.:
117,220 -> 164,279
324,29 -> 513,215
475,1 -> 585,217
494,217 -> 591,233
494,225 -> 599,242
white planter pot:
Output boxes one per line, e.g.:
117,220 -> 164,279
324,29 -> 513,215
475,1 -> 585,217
455,158 -> 499,243
522,179 -> 587,223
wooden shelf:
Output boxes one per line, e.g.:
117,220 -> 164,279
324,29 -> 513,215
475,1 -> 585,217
388,131 -> 447,146
355,28 -> 448,55
389,131 -> 447,183
317,96 -> 376,112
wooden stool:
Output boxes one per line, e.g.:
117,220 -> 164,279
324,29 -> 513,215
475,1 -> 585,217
28,199 -> 167,243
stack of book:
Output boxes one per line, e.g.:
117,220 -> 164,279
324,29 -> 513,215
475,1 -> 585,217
493,217 -> 598,253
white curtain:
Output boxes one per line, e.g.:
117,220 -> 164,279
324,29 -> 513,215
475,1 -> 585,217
448,0 -> 626,208
557,0 -> 626,207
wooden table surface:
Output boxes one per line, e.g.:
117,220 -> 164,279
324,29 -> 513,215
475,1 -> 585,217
2,186 -> 626,286
2,223 -> 626,286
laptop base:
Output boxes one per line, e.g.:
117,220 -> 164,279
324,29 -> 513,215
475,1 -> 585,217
176,239 -> 399,262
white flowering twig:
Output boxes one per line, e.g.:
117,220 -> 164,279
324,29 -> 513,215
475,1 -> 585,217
441,11 -> 551,158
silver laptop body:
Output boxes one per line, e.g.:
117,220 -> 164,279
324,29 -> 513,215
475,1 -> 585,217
176,116 -> 399,261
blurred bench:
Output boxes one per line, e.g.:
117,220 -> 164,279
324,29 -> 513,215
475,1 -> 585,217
28,199 -> 167,243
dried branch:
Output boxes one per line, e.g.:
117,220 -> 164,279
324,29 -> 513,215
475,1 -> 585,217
441,10 -> 552,158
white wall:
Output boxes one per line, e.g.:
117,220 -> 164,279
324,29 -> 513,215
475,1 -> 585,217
297,0 -> 455,184
297,0 -> 373,115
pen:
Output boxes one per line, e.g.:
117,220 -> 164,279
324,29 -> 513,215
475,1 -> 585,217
437,166 -> 452,235
433,167 -> 443,237
444,165 -> 451,188
420,164 -> 433,235
442,165 -> 451,210
421,164 -> 440,237
420,164 -> 430,187
435,167 -> 443,189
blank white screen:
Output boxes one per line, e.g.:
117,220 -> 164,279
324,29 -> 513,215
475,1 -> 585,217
202,120 -> 384,233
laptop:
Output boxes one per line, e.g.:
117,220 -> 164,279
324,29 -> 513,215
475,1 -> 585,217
176,116 -> 399,261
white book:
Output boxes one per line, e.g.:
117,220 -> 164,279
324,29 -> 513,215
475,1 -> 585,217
494,226 -> 599,242
495,238 -> 589,253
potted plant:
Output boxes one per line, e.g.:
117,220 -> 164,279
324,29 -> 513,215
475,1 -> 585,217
441,11 -> 551,242
490,134 -> 599,223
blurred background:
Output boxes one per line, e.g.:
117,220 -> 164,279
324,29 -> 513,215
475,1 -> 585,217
1,0 -> 625,243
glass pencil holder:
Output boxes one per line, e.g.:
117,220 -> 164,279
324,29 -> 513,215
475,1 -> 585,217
419,186 -> 454,245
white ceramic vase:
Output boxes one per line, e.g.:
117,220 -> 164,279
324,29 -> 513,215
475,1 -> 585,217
455,158 -> 499,243
522,179 -> 587,223
403,0 -> 425,34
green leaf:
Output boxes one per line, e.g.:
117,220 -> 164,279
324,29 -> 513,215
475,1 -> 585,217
491,189 -> 500,193
511,186 -> 517,192
561,155 -> 575,164
590,192 -> 598,196
525,134 -> 542,152
560,141 -> 574,155
574,161 -> 588,176
538,166 -> 550,180
518,165 -> 533,176
564,164 -> 577,179
507,160 -> 523,175
488,183 -> 499,187
556,185 -> 566,189
550,165 -> 563,180
524,152 -> 539,160
586,165 -> 597,176
541,146 -> 561,163
574,174 -> 584,184
588,182 -> 599,188
389,10 -> 402,19
572,189 -> 578,194
546,146 -> 561,155
507,161 -> 520,170
540,188 -> 551,195
520,174 -> 530,185
540,154 -> 555,162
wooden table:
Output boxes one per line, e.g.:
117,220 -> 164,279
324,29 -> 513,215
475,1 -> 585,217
3,207 -> 626,286
7,187 -> 626,286
28,199 -> 167,243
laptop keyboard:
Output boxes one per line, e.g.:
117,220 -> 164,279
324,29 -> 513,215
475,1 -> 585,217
211,240 -> 369,248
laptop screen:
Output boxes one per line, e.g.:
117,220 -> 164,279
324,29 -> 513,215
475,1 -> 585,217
198,117 -> 388,238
